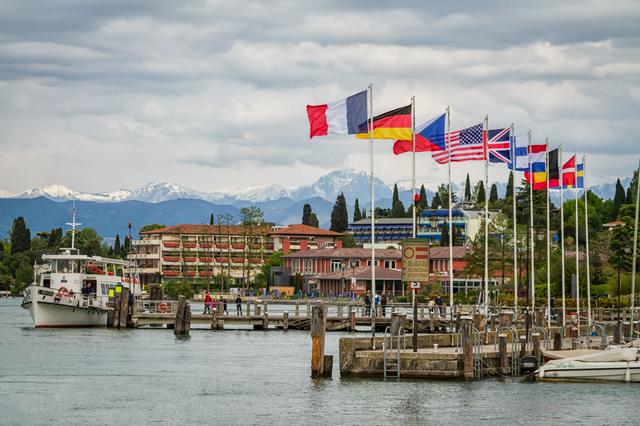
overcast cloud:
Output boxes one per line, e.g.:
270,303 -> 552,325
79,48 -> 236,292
0,0 -> 639,194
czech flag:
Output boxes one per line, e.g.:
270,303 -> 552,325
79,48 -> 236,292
355,104 -> 412,140
306,90 -> 368,139
392,113 -> 446,155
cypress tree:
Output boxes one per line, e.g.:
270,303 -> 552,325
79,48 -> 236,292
391,184 -> 405,217
464,173 -> 471,202
210,213 -> 214,225
489,183 -> 499,203
301,203 -> 312,225
330,193 -> 349,232
440,222 -> 449,247
10,216 -> 31,254
123,236 -> 131,254
505,171 -> 514,199
431,191 -> 442,209
308,213 -> 319,228
612,178 -> 626,219
627,170 -> 639,204
114,234 -> 122,257
48,228 -> 62,247
476,181 -> 486,205
418,184 -> 428,210
353,199 -> 362,222
361,208 -> 367,219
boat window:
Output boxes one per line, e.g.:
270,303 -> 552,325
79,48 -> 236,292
43,278 -> 51,288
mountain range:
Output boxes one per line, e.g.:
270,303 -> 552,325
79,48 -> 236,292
0,170 -> 631,239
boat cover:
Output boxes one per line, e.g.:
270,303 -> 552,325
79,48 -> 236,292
547,347 -> 638,365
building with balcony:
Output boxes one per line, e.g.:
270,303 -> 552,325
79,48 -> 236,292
268,224 -> 344,253
349,208 -> 490,246
129,224 -> 274,286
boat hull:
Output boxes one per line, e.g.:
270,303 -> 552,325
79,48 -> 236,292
22,286 -> 108,328
538,362 -> 640,383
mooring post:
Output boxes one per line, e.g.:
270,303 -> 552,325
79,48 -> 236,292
337,303 -> 343,318
283,311 -> 289,330
532,332 -> 542,364
118,287 -> 130,329
461,316 -> 474,380
106,291 -> 115,328
536,308 -> 544,327
519,335 -> 527,358
429,310 -> 436,333
174,295 -> 191,336
499,310 -> 513,328
295,302 -> 300,319
349,310 -> 356,331
306,303 -> 311,319
255,304 -> 261,317
263,311 -> 269,329
498,333 -> 508,375
113,292 -> 122,329
246,302 -> 250,318
553,332 -> 562,350
311,304 -> 329,378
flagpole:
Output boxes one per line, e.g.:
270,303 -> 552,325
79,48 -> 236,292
546,141 -> 551,329
411,96 -> 416,238
528,130 -> 535,311
368,84 -> 376,321
584,155 -> 592,326
447,106 -> 453,310
560,145 -> 566,326
574,151 -> 580,325
483,115 -> 489,310
512,124 -> 518,310
630,158 -> 640,340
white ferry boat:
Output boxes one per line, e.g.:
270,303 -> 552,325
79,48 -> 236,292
20,206 -> 141,327
21,249 -> 140,327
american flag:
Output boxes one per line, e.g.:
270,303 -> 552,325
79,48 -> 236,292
431,123 -> 484,164
487,128 -> 511,165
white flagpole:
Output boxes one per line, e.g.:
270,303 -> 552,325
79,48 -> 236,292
411,96 -> 416,238
546,141 -> 551,328
630,158 -> 640,340
368,84 -> 376,313
483,115 -> 490,310
560,145 -> 566,326
584,155 -> 592,326
512,125 -> 518,309
574,152 -> 580,325
528,130 -> 535,310
447,106 -> 454,309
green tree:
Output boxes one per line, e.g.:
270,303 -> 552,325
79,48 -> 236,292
255,250 -> 283,289
48,228 -> 62,248
418,184 -> 428,210
353,199 -> 362,222
505,171 -> 514,200
210,213 -> 214,225
139,224 -> 165,235
609,223 -> 633,272
612,178 -> 626,219
113,234 -> 122,257
474,180 -> 486,206
464,173 -> 472,202
391,184 -> 405,217
240,205 -> 265,288
10,217 -> 31,254
489,183 -> 499,205
440,223 -> 449,247
301,203 -> 313,225
342,233 -> 357,248
626,169 -> 638,204
361,208 -> 367,219
309,213 -> 319,228
61,228 -> 105,256
330,193 -> 349,232
431,191 -> 442,209
123,236 -> 131,254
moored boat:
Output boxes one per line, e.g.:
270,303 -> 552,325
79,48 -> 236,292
537,347 -> 640,383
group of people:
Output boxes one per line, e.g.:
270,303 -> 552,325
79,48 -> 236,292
363,291 -> 388,316
203,291 -> 246,316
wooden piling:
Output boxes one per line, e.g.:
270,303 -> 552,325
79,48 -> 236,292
262,312 -> 269,329
311,304 -> 328,378
283,311 -> 289,330
532,332 -> 542,363
211,307 -> 221,330
106,293 -> 115,327
498,333 -> 508,375
499,310 -> 513,328
461,317 -> 474,380
295,302 -> 300,319
535,309 -> 544,327
306,303 -> 311,318
118,287 -> 130,329
519,336 -> 527,358
255,304 -> 261,317
337,304 -> 343,318
246,302 -> 250,318
349,310 -> 356,331
174,295 -> 191,336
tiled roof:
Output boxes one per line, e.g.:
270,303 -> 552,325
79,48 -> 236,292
140,224 -> 271,236
429,246 -> 467,259
282,247 -> 402,259
269,224 -> 343,237
313,266 -> 401,281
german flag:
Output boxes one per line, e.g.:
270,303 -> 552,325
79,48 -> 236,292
355,104 -> 412,140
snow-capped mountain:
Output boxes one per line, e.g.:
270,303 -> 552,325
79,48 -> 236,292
0,189 -> 15,198
18,185 -> 132,202
226,184 -> 293,203
127,182 -> 208,203
290,169 -> 391,203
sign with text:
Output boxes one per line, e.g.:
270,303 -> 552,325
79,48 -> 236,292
409,282 -> 421,290
401,239 -> 430,283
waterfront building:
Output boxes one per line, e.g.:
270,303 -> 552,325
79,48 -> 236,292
129,224 -> 274,286
269,224 -> 344,253
349,208 -> 490,246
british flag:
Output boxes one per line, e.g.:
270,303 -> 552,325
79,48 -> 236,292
487,128 -> 512,165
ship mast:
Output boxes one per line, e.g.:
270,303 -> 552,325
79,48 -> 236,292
65,200 -> 82,250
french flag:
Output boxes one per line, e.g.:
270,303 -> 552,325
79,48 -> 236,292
306,90 -> 368,139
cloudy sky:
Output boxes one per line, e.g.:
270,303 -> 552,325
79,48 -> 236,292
1,0 -> 639,195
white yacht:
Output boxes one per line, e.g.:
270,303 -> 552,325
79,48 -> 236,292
20,206 -> 140,327
537,347 -> 640,383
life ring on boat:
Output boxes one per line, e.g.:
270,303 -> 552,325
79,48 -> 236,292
157,302 -> 168,313
56,287 -> 70,298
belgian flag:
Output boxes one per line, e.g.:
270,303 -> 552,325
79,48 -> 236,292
355,104 -> 412,140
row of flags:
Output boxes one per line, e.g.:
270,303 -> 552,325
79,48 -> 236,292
307,90 -> 585,191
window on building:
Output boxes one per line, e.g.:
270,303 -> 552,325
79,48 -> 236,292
293,259 -> 301,273
366,260 -> 379,266
330,259 -> 343,272
384,260 -> 396,269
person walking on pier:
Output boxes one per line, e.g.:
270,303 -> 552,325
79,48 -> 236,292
222,297 -> 229,315
204,291 -> 212,314
380,291 -> 387,317
235,295 -> 243,315
435,295 -> 443,318
364,291 -> 371,316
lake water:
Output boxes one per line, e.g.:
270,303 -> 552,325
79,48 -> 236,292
1,298 -> 638,425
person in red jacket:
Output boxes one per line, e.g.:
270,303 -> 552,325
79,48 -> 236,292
204,291 -> 212,314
